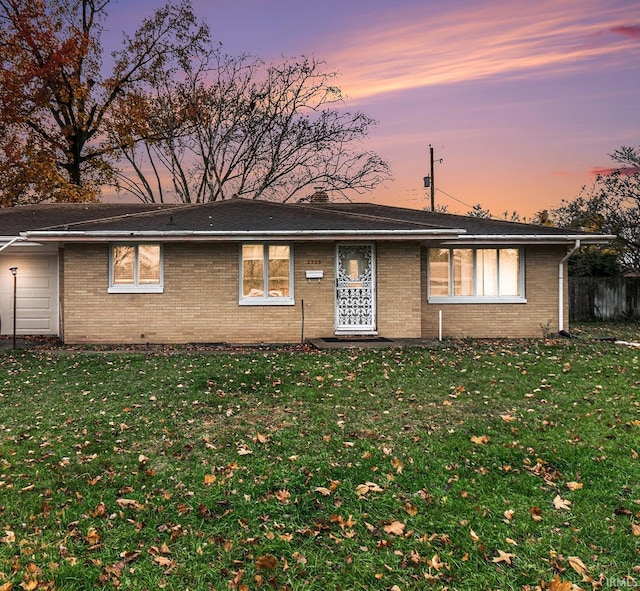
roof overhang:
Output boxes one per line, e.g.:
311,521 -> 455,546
434,233 -> 616,246
21,230 -> 615,246
23,228 -> 466,242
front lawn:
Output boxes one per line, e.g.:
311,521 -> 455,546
0,339 -> 638,590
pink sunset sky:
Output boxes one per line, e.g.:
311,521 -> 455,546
106,0 -> 640,217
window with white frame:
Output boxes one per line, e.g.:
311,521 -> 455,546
109,244 -> 163,293
428,247 -> 524,302
240,244 -> 293,305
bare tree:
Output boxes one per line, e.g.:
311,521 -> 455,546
112,50 -> 391,203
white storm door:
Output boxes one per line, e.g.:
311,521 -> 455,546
335,243 -> 376,334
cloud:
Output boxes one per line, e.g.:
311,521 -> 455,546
589,166 -> 639,176
326,0 -> 639,101
611,24 -> 640,39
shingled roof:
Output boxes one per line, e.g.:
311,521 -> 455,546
0,199 -> 613,245
305,202 -> 578,236
0,203 -> 178,236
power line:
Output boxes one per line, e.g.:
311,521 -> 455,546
435,187 -> 475,210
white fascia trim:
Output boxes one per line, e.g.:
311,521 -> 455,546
436,233 -> 615,245
24,228 -> 466,241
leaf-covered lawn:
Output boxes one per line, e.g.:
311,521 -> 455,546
0,338 -> 639,590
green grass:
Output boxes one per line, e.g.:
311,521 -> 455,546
0,333 -> 639,590
571,320 -> 640,342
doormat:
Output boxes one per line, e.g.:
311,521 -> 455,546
320,337 -> 394,343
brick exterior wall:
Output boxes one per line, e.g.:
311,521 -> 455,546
61,241 -> 569,344
63,242 -> 338,344
376,242 -> 422,338
420,245 -> 569,339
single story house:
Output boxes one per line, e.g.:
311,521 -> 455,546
0,198 -> 612,344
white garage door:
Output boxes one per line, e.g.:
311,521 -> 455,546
0,254 -> 59,336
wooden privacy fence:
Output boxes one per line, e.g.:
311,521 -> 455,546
569,277 -> 640,320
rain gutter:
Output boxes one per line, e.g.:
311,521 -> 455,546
23,228 -> 467,242
435,233 -> 616,246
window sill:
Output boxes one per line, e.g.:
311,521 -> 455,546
109,285 -> 164,294
239,298 -> 295,306
428,296 -> 527,304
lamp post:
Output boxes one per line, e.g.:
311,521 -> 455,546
9,267 -> 17,350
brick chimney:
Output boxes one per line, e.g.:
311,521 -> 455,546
309,187 -> 329,203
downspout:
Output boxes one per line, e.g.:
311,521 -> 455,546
0,236 -> 25,253
558,240 -> 580,334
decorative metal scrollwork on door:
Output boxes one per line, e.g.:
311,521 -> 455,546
336,244 -> 375,331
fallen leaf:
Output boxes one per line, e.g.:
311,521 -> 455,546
632,523 -> 640,536
403,502 -> 418,516
355,484 -> 369,497
383,521 -> 406,536
152,555 -> 173,567
203,474 -> 217,485
566,481 -> 583,491
255,555 -> 278,569
0,530 -> 15,544
547,574 -> 574,591
292,551 -> 307,565
568,555 -> 588,576
275,489 -> 291,504
256,433 -> 271,444
356,482 -> 384,497
492,550 -> 515,565
228,569 -> 244,589
116,498 -> 144,511
89,502 -> 107,518
553,495 -> 572,510
120,550 -> 142,563
530,506 -> 543,521
503,509 -> 515,521
470,435 -> 490,445
314,487 -> 332,496
427,554 -> 446,571
500,414 -> 516,422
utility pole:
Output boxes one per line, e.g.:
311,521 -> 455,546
429,144 -> 435,211
423,145 -> 442,211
